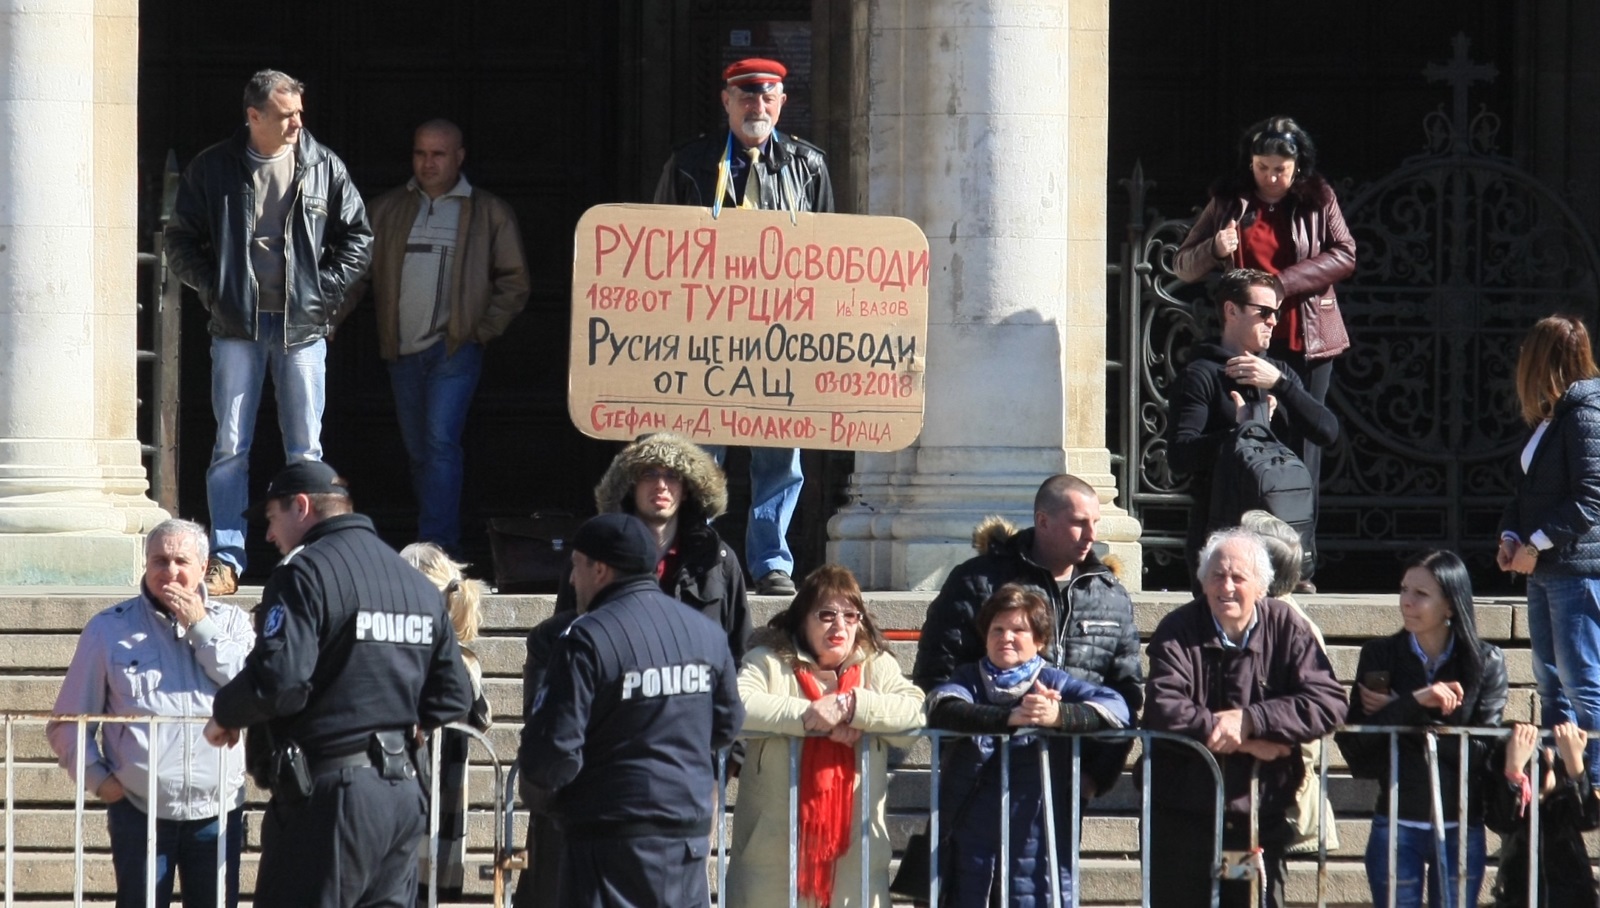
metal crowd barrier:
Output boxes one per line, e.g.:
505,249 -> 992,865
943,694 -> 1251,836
13,721 -> 1532,908
665,725 -> 1561,908
1337,724 -> 1548,908
1,713 -> 516,908
704,728 -> 1229,908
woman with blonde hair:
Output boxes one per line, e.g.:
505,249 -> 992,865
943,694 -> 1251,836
1499,314 -> 1600,787
400,543 -> 492,904
725,564 -> 924,908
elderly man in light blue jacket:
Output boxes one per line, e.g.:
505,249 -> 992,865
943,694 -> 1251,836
47,519 -> 254,908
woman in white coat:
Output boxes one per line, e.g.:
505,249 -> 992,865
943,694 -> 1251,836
726,564 -> 925,908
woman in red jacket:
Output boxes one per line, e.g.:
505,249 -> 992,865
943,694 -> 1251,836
1174,116 -> 1357,590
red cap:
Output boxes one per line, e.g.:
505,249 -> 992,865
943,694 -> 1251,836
723,58 -> 787,93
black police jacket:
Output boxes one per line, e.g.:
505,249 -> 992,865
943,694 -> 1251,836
213,513 -> 472,759
165,126 -> 373,346
519,574 -> 743,831
653,128 -> 834,214
553,521 -> 752,661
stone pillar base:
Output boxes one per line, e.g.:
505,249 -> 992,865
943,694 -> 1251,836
828,446 -> 1143,591
0,534 -> 146,586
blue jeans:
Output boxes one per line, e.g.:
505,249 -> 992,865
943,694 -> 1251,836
106,798 -> 243,908
388,341 -> 484,549
703,445 -> 802,576
1364,820 -> 1485,908
207,313 -> 326,573
1525,573 -> 1600,785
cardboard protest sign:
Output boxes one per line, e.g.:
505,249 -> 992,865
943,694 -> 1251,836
569,203 -> 929,452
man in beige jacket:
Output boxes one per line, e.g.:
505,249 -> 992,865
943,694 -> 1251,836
349,118 -> 529,553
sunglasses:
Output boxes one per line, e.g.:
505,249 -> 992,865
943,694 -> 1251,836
639,468 -> 682,484
1243,303 -> 1280,322
813,609 -> 862,626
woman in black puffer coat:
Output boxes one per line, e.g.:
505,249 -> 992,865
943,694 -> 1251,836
1498,314 -> 1600,787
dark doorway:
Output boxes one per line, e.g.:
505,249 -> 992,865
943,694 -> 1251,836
1105,2 -> 1582,594
140,0 -> 843,584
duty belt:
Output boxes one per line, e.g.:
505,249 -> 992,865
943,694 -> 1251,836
308,750 -> 376,777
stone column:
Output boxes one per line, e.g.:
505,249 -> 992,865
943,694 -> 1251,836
0,0 -> 164,585
828,0 -> 1141,590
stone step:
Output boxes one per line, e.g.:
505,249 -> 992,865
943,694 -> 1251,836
0,587 -> 1552,906
0,806 -> 1411,859
0,589 -> 1531,641
0,848 -> 1430,906
0,678 -> 1549,760
0,633 -> 1547,694
4,723 -> 1544,806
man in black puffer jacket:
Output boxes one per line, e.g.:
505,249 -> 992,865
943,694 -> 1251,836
913,473 -> 1143,794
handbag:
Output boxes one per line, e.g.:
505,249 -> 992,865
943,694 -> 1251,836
888,831 -> 936,905
1299,292 -> 1350,361
485,511 -> 584,591
888,749 -> 999,905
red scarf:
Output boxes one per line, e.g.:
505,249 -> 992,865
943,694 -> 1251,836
795,663 -> 862,906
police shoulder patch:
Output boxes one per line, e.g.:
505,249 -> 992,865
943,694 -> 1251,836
263,603 -> 287,638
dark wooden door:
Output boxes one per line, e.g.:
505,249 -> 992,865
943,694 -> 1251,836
140,0 -> 846,585
141,2 -> 623,580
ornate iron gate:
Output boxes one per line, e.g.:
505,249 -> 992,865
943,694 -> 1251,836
1112,36 -> 1600,591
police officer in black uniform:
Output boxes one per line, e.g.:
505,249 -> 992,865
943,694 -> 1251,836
519,513 -> 743,908
204,462 -> 472,907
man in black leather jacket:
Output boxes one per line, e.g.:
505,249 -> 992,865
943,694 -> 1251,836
165,69 -> 372,597
651,57 -> 832,598
913,473 -> 1144,795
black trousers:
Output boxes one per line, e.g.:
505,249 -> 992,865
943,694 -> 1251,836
558,832 -> 710,908
1268,344 -> 1333,582
255,766 -> 426,908
1148,807 -> 1291,908
511,813 -> 564,908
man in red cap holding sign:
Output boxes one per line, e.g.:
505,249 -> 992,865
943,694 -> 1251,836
653,57 -> 835,597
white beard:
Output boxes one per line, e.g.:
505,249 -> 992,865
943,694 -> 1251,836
740,119 -> 773,142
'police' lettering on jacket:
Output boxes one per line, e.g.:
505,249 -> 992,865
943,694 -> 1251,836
355,610 -> 435,645
621,662 -> 712,700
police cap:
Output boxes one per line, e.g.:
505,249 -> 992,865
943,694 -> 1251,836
571,513 -> 658,575
243,461 -> 350,520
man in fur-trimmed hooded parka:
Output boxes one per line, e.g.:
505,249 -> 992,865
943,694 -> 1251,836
558,433 -> 752,659
913,474 -> 1143,796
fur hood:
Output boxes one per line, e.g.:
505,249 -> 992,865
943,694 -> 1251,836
968,514 -> 1124,578
593,433 -> 728,520
971,515 -> 1018,555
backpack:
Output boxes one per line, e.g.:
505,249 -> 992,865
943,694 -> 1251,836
1207,400 -> 1315,559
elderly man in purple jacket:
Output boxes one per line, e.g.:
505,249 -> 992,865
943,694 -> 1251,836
1143,527 -> 1346,908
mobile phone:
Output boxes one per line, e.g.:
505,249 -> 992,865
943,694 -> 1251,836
1362,670 -> 1391,694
